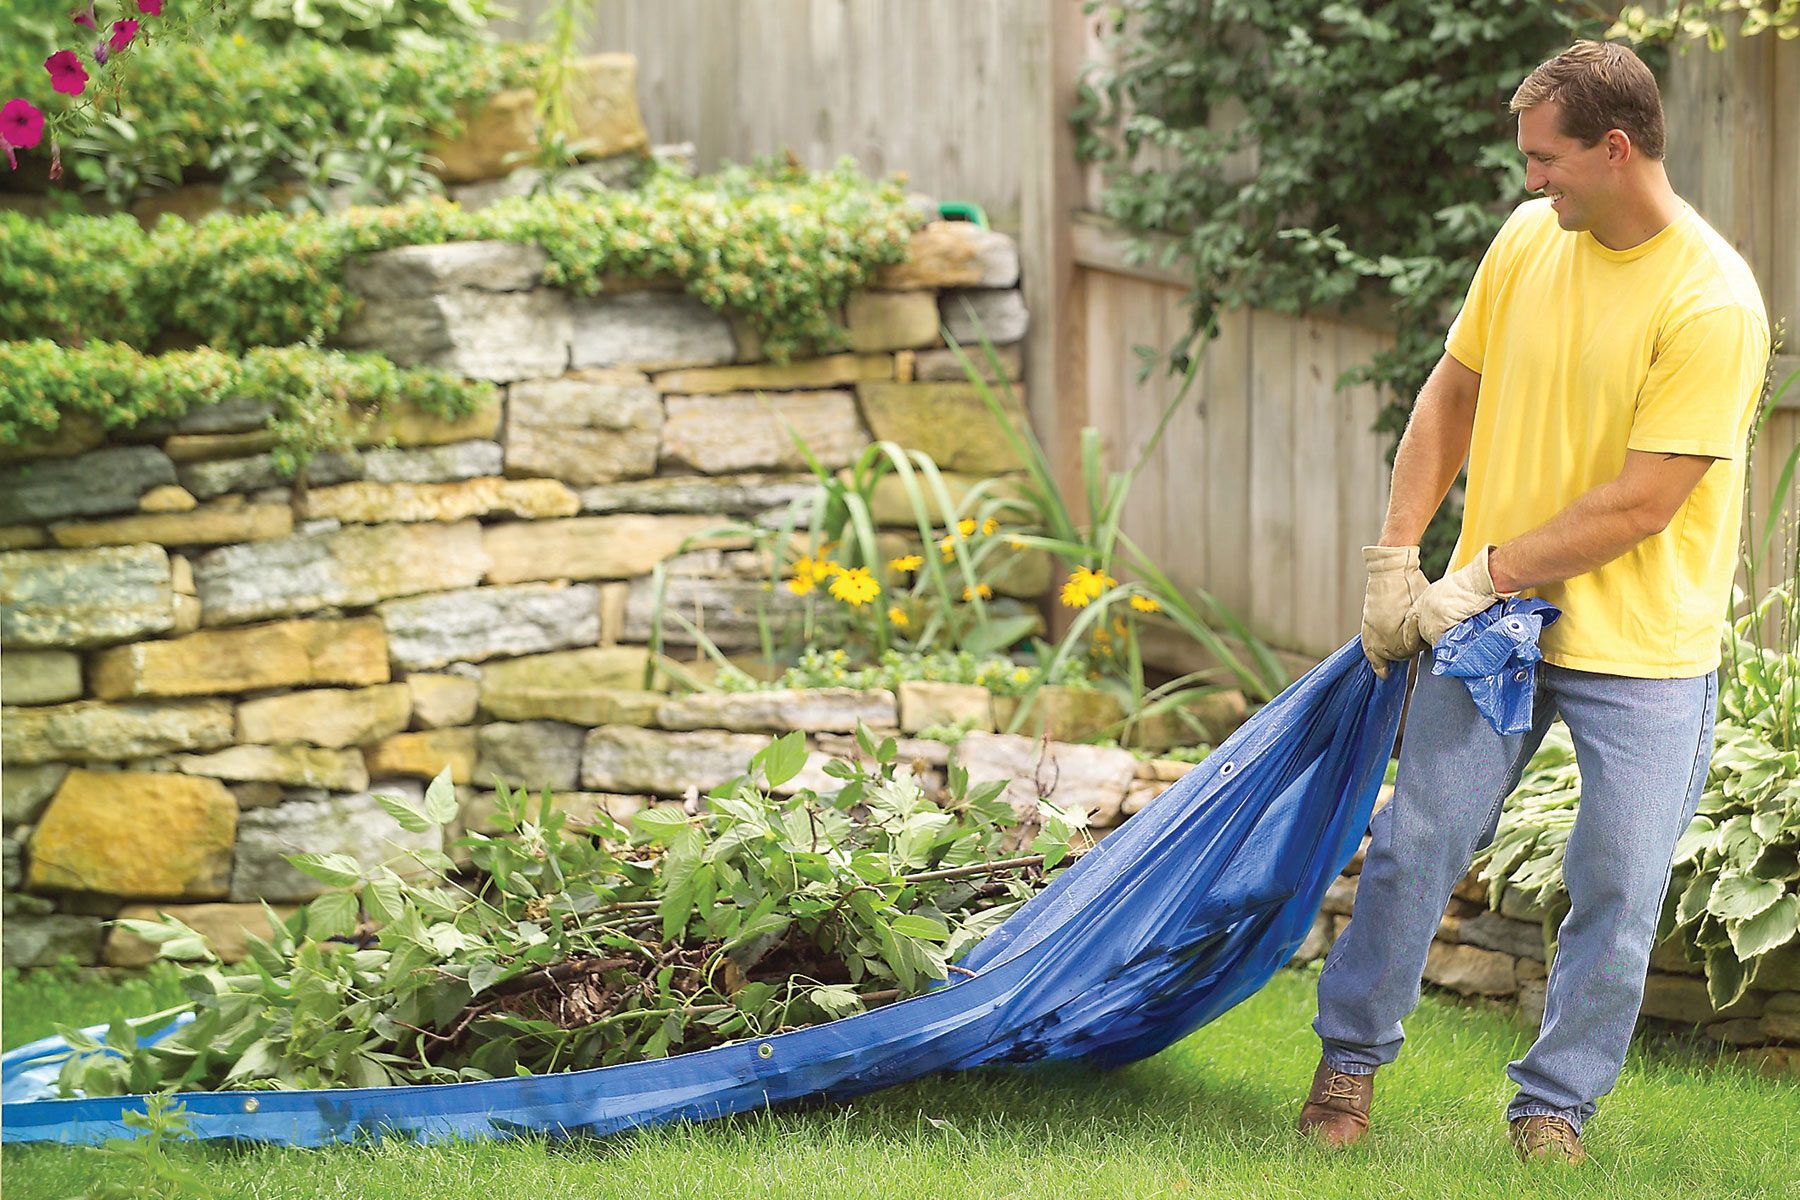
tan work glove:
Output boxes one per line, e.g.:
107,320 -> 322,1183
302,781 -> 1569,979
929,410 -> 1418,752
1410,544 -> 1520,646
1361,545 -> 1430,680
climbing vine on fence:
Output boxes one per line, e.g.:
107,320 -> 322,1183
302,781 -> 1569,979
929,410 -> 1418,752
1071,0 -> 1615,574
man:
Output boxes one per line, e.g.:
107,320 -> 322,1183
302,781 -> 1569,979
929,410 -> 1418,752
1298,40 -> 1770,1164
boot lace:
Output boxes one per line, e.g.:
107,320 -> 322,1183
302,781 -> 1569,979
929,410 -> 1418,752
1320,1070 -> 1365,1102
1519,1117 -> 1580,1156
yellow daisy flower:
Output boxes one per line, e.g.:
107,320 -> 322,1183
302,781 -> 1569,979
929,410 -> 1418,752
1129,594 -> 1162,613
957,518 -> 979,537
887,605 -> 909,628
981,517 -> 998,536
786,574 -> 816,597
829,566 -> 880,607
888,554 -> 923,573
1059,565 -> 1117,608
939,533 -> 958,562
962,583 -> 993,601
1011,666 -> 1031,684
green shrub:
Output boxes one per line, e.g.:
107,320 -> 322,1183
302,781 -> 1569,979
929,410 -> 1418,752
238,0 -> 506,50
1,160 -> 919,360
0,340 -> 494,473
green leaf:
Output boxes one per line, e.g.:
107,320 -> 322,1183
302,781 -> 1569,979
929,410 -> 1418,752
889,913 -> 950,942
423,766 -> 459,826
761,730 -> 809,789
1728,893 -> 1799,960
633,807 -> 691,842
807,984 -> 864,1019
1670,817 -> 1715,867
305,890 -> 359,940
286,852 -> 364,888
468,959 -> 506,998
375,791 -> 434,834
1705,942 -> 1751,1010
733,981 -> 776,1013
361,879 -> 405,926
1708,873 -> 1784,921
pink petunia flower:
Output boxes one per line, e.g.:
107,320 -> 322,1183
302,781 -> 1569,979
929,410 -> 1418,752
0,99 -> 46,150
109,19 -> 138,51
137,0 -> 163,14
71,4 -> 96,29
45,50 -> 89,96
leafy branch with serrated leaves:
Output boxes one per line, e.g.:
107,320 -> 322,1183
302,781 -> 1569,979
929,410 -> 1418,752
56,726 -> 1084,1095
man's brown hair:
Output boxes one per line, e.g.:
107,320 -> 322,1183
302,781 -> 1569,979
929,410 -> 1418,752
1510,40 -> 1666,161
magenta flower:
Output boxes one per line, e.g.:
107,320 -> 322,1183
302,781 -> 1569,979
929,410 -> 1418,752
137,0 -> 163,14
71,4 -> 97,29
1,99 -> 46,149
45,50 -> 89,96
109,19 -> 138,51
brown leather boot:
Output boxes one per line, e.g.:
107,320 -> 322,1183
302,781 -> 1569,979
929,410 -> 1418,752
1510,1115 -> 1586,1164
1297,1060 -> 1375,1147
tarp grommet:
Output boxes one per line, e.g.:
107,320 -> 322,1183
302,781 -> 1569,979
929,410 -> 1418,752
757,1043 -> 774,1059
1218,761 -> 1237,778
243,1098 -> 259,1113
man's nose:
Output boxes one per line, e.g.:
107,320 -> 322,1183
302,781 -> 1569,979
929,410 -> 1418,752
1525,167 -> 1546,194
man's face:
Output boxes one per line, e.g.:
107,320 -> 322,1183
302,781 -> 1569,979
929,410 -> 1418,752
1517,101 -> 1617,232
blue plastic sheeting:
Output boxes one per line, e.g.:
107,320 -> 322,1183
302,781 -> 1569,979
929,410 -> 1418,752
1428,598 -> 1561,736
3,620 -> 1540,1147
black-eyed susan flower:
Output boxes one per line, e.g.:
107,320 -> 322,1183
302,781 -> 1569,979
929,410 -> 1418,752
962,582 -> 993,601
888,554 -> 923,573
887,605 -> 909,628
1129,594 -> 1162,614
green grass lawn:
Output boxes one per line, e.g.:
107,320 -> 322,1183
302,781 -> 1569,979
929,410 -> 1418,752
2,963 -> 1795,1200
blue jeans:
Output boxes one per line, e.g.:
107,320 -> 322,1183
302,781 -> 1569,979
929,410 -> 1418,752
1314,659 -> 1718,1132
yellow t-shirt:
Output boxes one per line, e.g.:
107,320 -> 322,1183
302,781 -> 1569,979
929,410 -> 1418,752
1444,196 -> 1769,679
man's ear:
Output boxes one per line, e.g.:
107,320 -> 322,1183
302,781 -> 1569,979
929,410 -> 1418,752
1604,128 -> 1633,165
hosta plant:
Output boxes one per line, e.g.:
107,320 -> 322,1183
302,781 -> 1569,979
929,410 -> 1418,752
55,727 -> 1084,1096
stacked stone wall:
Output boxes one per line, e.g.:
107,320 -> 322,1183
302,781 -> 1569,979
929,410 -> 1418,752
0,221 -> 1042,966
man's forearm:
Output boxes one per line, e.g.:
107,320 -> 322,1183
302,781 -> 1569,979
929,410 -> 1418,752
1485,481 -> 1660,595
1379,367 -> 1476,547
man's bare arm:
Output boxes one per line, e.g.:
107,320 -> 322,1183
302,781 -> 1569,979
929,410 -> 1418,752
1378,352 -> 1480,547
1486,450 -> 1718,594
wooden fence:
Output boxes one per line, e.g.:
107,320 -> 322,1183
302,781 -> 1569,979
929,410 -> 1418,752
508,3 -> 1796,664
494,0 -> 1033,228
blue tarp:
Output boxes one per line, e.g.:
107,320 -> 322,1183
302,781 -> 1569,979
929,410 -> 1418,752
3,609 -> 1548,1147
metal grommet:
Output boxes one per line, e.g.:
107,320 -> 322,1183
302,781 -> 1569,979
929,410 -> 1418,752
1218,761 -> 1237,778
757,1043 -> 774,1059
1513,670 -> 1528,682
243,1097 -> 259,1113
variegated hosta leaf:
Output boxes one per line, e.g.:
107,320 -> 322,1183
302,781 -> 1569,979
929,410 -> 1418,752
1714,814 -> 1763,871
1706,942 -> 1751,1011
1727,893 -> 1800,960
1674,872 -> 1712,928
1670,817 -> 1715,866
1707,872 -> 1784,921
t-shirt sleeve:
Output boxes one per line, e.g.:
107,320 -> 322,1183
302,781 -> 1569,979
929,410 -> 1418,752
1444,216 -> 1516,374
1626,304 -> 1770,461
